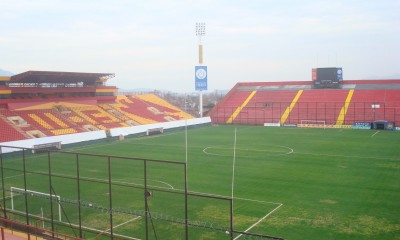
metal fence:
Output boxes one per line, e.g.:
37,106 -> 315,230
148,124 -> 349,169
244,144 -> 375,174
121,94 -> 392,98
0,145 -> 284,240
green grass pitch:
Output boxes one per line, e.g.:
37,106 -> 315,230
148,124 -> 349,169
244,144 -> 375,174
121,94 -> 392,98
1,125 -> 399,239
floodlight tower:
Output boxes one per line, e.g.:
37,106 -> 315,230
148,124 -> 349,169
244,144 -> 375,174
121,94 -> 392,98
195,22 -> 206,117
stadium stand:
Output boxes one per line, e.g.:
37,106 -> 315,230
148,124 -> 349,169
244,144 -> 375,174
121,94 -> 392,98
0,117 -> 27,142
0,71 -> 193,143
289,89 -> 350,125
209,79 -> 400,127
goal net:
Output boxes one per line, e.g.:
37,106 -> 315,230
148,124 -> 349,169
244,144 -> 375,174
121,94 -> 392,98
10,187 -> 62,222
299,120 -> 326,129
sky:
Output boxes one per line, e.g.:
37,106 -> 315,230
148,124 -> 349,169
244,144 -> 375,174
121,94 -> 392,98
1,0 -> 399,92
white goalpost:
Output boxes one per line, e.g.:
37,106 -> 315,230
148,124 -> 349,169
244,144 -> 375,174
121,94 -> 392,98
10,187 -> 62,222
299,120 -> 326,129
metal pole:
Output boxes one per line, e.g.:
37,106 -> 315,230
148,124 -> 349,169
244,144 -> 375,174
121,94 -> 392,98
231,127 -> 237,238
384,103 -> 386,120
22,149 -> 30,240
333,102 -> 336,123
298,102 -> 300,124
144,160 -> 148,240
184,163 -> 189,240
315,102 -> 317,121
230,199 -> 233,239
107,156 -> 114,239
364,102 -> 366,123
196,22 -> 205,118
200,90 -> 203,117
48,152 -> 55,238
76,154 -> 83,238
0,147 -> 7,219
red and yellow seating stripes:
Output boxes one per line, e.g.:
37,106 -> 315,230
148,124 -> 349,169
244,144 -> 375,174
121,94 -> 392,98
44,112 -> 69,128
96,125 -> 108,130
336,89 -> 354,126
117,95 -> 133,104
59,102 -> 94,108
99,103 -> 112,110
51,128 -> 78,135
226,90 -> 257,124
91,108 -> 120,123
279,90 -> 303,125
28,114 -> 54,129
95,87 -> 117,93
119,122 -> 129,127
110,96 -> 156,125
135,94 -> 193,119
0,89 -> 11,94
70,106 -> 120,125
15,102 -> 94,111
70,107 -> 98,124
68,116 -> 85,123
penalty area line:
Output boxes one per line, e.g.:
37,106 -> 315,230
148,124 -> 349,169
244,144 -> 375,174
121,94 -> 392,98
371,131 -> 380,137
96,216 -> 141,238
233,203 -> 283,240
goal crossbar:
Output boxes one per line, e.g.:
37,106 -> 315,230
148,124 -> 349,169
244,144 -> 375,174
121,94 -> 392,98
10,187 -> 62,222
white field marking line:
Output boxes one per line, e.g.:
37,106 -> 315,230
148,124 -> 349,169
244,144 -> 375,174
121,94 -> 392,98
113,178 -> 174,190
371,131 -> 380,137
234,196 -> 283,206
293,150 -> 399,161
35,171 -> 175,191
175,189 -> 283,206
203,145 -> 294,157
79,176 -> 173,190
234,203 -> 283,240
3,173 -> 26,179
156,180 -> 174,189
107,216 -> 141,232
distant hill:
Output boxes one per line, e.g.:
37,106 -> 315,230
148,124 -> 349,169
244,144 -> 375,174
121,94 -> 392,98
0,69 -> 13,76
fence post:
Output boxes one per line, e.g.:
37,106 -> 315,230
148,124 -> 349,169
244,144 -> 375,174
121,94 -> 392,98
76,154 -> 83,238
22,149 -> 31,240
107,156 -> 114,239
144,160 -> 148,240
0,147 -> 8,219
184,163 -> 189,240
48,152 -> 55,238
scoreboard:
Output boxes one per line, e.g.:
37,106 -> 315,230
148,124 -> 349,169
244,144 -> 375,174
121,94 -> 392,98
312,67 -> 342,89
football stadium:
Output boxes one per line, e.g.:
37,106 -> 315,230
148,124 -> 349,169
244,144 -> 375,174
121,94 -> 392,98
0,67 -> 399,240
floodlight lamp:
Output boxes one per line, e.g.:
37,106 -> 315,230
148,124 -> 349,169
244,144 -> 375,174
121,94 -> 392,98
195,22 -> 206,36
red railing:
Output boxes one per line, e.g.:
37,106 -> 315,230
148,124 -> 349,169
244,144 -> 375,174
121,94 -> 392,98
0,217 -> 81,240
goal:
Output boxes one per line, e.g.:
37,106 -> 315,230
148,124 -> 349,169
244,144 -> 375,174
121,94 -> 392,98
146,127 -> 164,136
32,142 -> 61,153
299,120 -> 326,129
10,187 -> 62,222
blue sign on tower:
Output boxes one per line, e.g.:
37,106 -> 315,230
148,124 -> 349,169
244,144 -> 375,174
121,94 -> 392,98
195,66 -> 207,91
